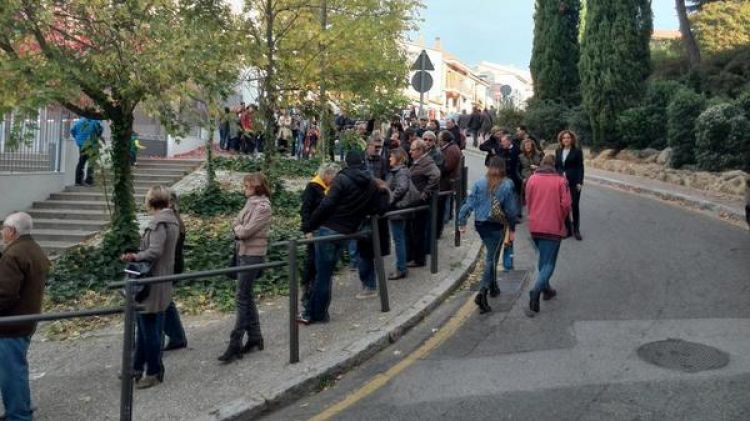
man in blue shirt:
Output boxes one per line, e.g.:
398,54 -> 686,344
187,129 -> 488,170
70,117 -> 103,186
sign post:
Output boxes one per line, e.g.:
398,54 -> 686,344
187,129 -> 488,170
411,50 -> 435,118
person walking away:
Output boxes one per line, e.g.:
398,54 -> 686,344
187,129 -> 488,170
437,130 -> 462,236
300,151 -> 383,324
129,132 -> 146,166
458,157 -> 518,313
468,108 -> 482,147
408,139 -> 440,268
524,155 -> 572,316
277,110 -> 293,154
457,110 -> 470,139
71,117 -> 103,186
0,212 -> 50,421
300,164 -> 338,308
217,173 -> 273,363
163,191 -> 188,351
219,107 -> 232,150
554,130 -> 584,240
386,149 -> 416,280
120,186 -> 180,389
479,108 -> 493,144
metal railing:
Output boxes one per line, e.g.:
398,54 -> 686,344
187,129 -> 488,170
0,162 -> 469,421
0,106 -> 74,173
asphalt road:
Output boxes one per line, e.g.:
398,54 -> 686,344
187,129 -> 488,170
262,150 -> 750,421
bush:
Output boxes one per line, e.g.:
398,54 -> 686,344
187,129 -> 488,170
615,106 -> 664,150
667,88 -> 707,168
694,103 -> 750,172
495,105 -> 525,131
564,105 -> 593,147
523,101 -> 568,144
47,245 -> 123,304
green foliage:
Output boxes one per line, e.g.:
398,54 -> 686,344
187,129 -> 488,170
579,0 -> 653,148
694,103 -> 750,172
691,1 -> 750,54
495,105 -> 526,131
667,87 -> 707,168
181,185 -> 246,217
212,156 -> 320,178
615,106 -> 664,150
530,0 -> 581,104
524,101 -> 569,144
565,105 -> 593,146
47,245 -> 122,304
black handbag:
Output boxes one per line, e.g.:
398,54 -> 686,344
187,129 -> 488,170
122,261 -> 153,303
226,247 -> 238,280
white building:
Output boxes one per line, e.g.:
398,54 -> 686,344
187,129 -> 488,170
475,62 -> 534,109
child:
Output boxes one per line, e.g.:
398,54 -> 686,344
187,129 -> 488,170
129,133 -> 146,165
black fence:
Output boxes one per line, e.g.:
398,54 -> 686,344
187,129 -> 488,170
0,158 -> 469,421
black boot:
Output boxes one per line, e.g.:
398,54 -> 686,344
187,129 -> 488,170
241,336 -> 264,354
474,288 -> 492,314
489,281 -> 501,298
542,287 -> 557,301
218,334 -> 243,364
529,290 -> 541,313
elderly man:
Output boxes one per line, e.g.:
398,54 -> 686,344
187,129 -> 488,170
0,212 -> 50,421
408,139 -> 440,268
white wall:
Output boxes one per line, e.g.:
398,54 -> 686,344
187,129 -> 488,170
166,130 -> 207,157
0,141 -> 77,219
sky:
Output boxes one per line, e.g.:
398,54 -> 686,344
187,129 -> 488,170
414,0 -> 680,70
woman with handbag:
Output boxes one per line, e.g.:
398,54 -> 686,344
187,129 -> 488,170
218,173 -> 273,364
386,148 -> 415,280
121,185 -> 180,389
458,157 -> 518,314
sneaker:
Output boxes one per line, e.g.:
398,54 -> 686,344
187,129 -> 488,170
355,289 -> 378,300
296,313 -> 311,325
388,271 -> 407,280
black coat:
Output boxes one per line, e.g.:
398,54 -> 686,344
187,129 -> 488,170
300,180 -> 326,232
365,154 -> 389,180
499,145 -> 522,190
479,137 -> 502,166
305,165 -> 378,235
555,147 -> 585,188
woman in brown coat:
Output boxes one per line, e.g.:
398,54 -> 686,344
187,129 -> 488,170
121,185 -> 180,389
218,173 -> 273,363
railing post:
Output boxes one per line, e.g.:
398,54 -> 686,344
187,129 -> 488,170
288,239 -> 300,364
430,193 -> 439,274
371,216 -> 390,312
454,183 -> 461,248
119,281 -> 136,421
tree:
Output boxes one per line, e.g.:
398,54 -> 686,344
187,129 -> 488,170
691,1 -> 750,54
530,0 -> 582,104
579,0 -> 653,148
676,0 -> 701,66
0,1 -> 240,252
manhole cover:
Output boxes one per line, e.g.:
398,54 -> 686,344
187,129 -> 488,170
636,339 -> 729,373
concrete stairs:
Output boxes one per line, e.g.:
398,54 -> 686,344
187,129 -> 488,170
25,158 -> 201,256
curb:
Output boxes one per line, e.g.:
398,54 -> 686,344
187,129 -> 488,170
194,237 -> 484,421
586,174 -> 745,226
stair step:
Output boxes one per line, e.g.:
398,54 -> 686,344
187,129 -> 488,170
132,174 -> 182,181
32,229 -> 98,243
38,240 -> 79,255
32,219 -> 108,231
137,159 -> 202,166
49,192 -> 146,202
27,208 -> 109,221
33,200 -> 111,211
132,168 -> 189,176
63,186 -> 151,194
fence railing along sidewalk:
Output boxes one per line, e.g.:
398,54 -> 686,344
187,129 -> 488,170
0,158 -> 470,421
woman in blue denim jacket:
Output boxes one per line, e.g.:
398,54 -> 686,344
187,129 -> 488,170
458,156 -> 518,313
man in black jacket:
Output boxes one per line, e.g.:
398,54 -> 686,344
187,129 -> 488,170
300,152 -> 386,323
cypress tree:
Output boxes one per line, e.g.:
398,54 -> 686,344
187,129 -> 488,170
579,0 -> 653,148
530,0 -> 582,104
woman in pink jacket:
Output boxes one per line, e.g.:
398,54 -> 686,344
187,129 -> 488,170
524,155 -> 572,316
219,173 -> 273,363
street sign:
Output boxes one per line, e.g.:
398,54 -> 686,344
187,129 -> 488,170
411,71 -> 433,93
411,50 -> 435,71
500,85 -> 513,97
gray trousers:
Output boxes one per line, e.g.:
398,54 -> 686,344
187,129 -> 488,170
230,255 -> 264,346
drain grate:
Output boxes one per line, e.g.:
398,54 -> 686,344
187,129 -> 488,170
636,338 -> 729,373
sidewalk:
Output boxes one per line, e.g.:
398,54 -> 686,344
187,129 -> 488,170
21,228 -> 482,420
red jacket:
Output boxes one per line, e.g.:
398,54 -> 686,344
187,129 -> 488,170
525,168 -> 572,239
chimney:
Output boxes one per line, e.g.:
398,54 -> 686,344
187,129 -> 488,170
416,34 -> 425,48
433,36 -> 442,51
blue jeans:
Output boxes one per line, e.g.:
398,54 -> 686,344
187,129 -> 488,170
358,255 -> 376,290
390,220 -> 407,273
347,240 -> 359,269
532,237 -> 562,293
163,301 -> 186,346
306,227 -> 345,322
503,243 -> 514,271
475,221 -> 504,290
0,337 -> 32,421
134,312 -> 165,377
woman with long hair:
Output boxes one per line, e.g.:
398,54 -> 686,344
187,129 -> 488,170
219,173 -> 273,363
386,148 -> 413,280
554,130 -> 584,240
458,157 -> 518,313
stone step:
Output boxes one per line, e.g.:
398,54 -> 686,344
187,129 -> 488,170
49,192 -> 146,202
32,229 -> 97,243
132,174 -> 182,183
33,200 -> 111,211
32,219 -> 108,231
38,240 -> 79,255
27,208 -> 109,221
132,168 -> 190,176
63,185 -> 151,194
136,159 -> 202,166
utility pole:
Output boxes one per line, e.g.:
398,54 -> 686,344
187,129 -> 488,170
319,0 -> 329,160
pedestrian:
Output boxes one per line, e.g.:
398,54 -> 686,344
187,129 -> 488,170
468,108 -> 482,146
479,126 -> 505,166
300,164 -> 339,308
364,137 -> 388,181
218,173 -> 273,363
70,117 -> 103,186
422,131 -> 444,170
299,151 -> 384,324
520,138 -> 544,182
304,123 -> 319,159
128,132 -> 146,166
458,157 -> 518,313
457,110 -> 470,137
408,139 -> 440,268
498,133 -> 523,197
219,107 -> 232,150
554,130 -> 584,240
480,108 -> 494,142
524,154 -> 572,317
0,212 -> 50,421
277,109 -> 293,154
437,130 -> 462,236
120,186 -> 180,389
386,148 -> 417,280
446,118 -> 465,150
163,191 -> 188,352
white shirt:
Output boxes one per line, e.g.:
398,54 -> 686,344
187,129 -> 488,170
562,148 -> 570,163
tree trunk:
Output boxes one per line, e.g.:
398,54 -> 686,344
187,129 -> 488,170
205,111 -> 217,190
261,0 -> 276,171
104,109 -> 139,254
319,0 -> 329,161
676,0 -> 701,66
